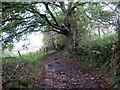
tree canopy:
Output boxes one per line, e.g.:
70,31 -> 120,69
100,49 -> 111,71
1,2 -> 120,50
1,1 -> 120,88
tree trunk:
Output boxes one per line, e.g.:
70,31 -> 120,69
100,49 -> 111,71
116,16 -> 120,81
64,7 -> 78,52
98,27 -> 101,37
66,32 -> 74,52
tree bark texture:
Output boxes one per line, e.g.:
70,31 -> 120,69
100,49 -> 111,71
64,7 -> 78,52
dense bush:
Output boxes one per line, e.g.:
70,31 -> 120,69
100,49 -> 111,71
19,79 -> 29,87
68,34 -> 117,66
65,33 -> 119,87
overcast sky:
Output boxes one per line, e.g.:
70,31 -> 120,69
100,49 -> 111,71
12,32 -> 43,54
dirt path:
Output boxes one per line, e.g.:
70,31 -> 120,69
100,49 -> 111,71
35,51 -> 100,88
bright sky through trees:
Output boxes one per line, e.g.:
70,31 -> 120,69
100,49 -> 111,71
11,2 -> 115,54
12,32 -> 43,54
2,2 -> 118,55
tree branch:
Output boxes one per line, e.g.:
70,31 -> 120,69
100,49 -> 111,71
29,7 -> 65,31
46,2 -> 66,13
2,20 -> 27,31
44,2 -> 61,27
2,15 -> 34,24
103,2 -> 120,13
59,2 -> 66,12
84,11 -> 114,25
71,2 -> 86,9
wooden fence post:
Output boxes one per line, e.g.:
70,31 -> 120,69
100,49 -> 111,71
18,51 -> 26,67
18,51 -> 23,61
29,52 -> 33,59
39,49 -> 41,54
36,51 -> 38,54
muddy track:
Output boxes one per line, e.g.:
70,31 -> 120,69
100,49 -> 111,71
36,51 -> 100,88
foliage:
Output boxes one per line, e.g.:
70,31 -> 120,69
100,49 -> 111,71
43,31 -> 68,50
2,1 -> 120,88
65,33 -> 119,87
19,79 -> 28,87
68,33 -> 118,63
54,34 -> 68,48
6,82 -> 20,88
2,2 -> 118,51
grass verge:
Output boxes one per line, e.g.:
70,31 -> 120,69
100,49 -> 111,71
2,50 -> 57,89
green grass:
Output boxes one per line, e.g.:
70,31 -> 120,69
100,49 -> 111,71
2,50 -> 57,88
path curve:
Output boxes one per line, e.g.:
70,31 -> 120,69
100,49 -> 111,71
36,51 -> 100,88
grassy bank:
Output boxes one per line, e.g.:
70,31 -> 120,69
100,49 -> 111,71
64,33 -> 119,88
2,50 -> 57,88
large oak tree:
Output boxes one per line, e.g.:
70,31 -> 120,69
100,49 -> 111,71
1,2 -> 119,52
2,2 -> 86,51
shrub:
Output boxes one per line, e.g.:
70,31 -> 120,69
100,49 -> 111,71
6,82 -> 19,88
65,33 -> 119,87
19,79 -> 29,87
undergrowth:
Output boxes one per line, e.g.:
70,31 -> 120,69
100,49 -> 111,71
65,33 -> 119,88
2,50 -> 57,89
